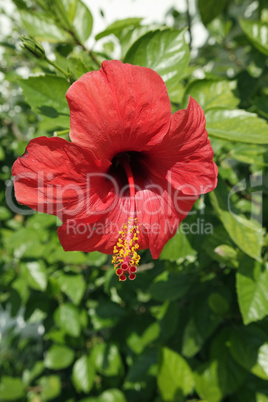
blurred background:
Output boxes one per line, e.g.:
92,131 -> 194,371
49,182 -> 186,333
0,0 -> 268,401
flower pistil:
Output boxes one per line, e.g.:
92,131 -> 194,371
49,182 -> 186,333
112,155 -> 140,281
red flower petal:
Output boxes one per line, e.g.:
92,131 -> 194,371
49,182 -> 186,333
12,136 -> 112,221
66,60 -> 171,159
145,97 -> 218,195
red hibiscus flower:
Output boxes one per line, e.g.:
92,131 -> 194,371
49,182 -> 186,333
12,60 -> 217,281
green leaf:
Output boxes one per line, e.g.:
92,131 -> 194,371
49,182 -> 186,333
195,361 -> 223,402
0,206 -> 12,220
229,325 -> 268,380
127,321 -> 160,354
44,344 -> 75,369
198,0 -> 227,25
236,257 -> 268,324
118,24 -> 159,58
0,377 -> 25,400
98,390 -> 127,402
193,290 -> 223,341
202,226 -> 239,268
72,355 -> 95,393
149,271 -> 191,301
23,361 -> 45,385
86,251 -> 107,266
19,74 -> 70,129
60,0 -> 93,43
21,261 -> 47,291
157,347 -> 194,400
233,375 -> 268,402
89,301 -> 125,330
183,80 -> 239,111
160,230 -> 197,263
38,376 -> 61,401
124,29 -> 190,99
92,343 -> 124,377
208,293 -> 230,315
81,390 -> 127,402
54,303 -> 81,337
253,96 -> 268,119
56,273 -> 86,305
46,247 -> 87,265
209,329 -> 247,396
95,18 -> 143,40
209,180 -> 264,260
182,318 -> 204,358
20,11 -> 71,42
240,19 -> 268,56
206,109 -> 268,144
229,144 -> 268,166
23,361 -> 44,384
126,349 -> 158,383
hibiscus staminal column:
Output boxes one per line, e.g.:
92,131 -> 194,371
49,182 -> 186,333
112,154 -> 140,281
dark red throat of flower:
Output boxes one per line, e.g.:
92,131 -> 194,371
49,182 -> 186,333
112,154 -> 140,282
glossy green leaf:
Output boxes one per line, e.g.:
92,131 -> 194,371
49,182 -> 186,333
56,273 -> 86,305
98,390 -> 127,402
124,29 -> 190,98
95,18 -> 143,40
195,361 -> 223,402
23,361 -> 44,385
127,321 -> 160,354
20,11 -> 71,42
19,75 -> 70,129
253,96 -> 268,119
198,0 -> 227,25
183,80 -> 239,110
149,271 -> 192,301
86,251 -> 107,266
160,230 -> 197,263
229,325 -> 268,380
72,355 -> 95,393
44,344 -> 75,369
60,0 -> 93,43
118,24 -> 159,58
21,260 -> 47,291
182,318 -> 204,358
208,292 -> 230,315
0,206 -> 12,220
82,389 -> 127,402
0,377 -> 25,400
209,329 -> 247,396
193,291 -> 223,341
92,343 -> 124,377
229,144 -> 268,166
126,349 -> 158,383
206,109 -> 268,144
209,180 -> 264,260
89,301 -> 125,330
236,257 -> 268,324
157,347 -> 194,400
38,376 -> 61,401
46,246 -> 87,265
54,303 -> 81,337
240,19 -> 268,56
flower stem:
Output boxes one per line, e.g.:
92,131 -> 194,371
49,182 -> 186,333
54,129 -> 70,136
65,29 -> 101,69
45,57 -> 70,79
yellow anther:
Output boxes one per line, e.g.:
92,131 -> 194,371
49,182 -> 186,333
112,217 -> 140,279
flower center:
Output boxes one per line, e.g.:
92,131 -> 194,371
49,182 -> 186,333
112,153 -> 140,281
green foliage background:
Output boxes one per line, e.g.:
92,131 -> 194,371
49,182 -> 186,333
1,0 -> 268,400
